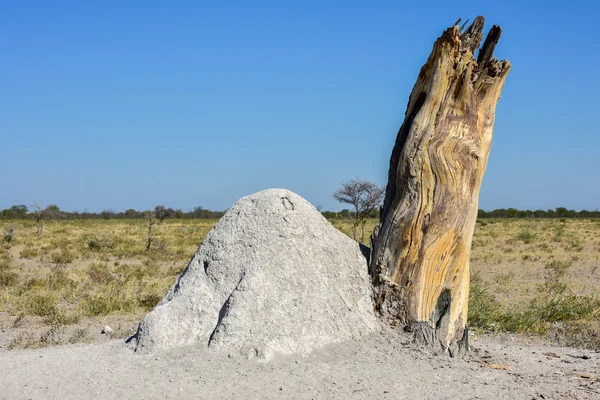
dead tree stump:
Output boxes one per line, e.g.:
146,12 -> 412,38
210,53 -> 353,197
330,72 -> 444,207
369,16 -> 510,355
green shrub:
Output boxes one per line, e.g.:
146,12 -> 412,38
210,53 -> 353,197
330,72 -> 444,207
469,267 -> 600,336
26,294 -> 58,317
468,283 -> 502,331
82,234 -> 115,252
516,230 -> 538,243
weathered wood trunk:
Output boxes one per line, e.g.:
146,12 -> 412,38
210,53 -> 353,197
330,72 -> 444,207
370,16 -> 510,355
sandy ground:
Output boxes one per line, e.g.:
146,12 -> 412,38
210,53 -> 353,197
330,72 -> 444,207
1,328 -> 598,400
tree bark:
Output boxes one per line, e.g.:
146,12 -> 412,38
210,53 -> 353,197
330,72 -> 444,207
369,16 -> 510,355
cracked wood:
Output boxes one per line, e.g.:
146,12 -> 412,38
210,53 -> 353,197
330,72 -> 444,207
370,16 -> 511,353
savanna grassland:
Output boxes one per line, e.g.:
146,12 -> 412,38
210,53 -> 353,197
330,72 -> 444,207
1,217 -> 599,350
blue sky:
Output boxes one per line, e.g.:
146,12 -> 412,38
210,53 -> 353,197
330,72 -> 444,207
1,1 -> 598,212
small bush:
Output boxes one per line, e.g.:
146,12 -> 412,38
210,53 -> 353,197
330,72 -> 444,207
82,296 -> 137,316
80,284 -> 137,316
87,263 -> 114,285
12,312 -> 25,328
516,230 -> 538,243
539,243 -> 552,253
50,249 -> 75,264
47,264 -> 76,291
548,321 -> 600,349
43,308 -> 80,328
82,234 -> 115,252
0,269 -> 18,286
20,247 -> 39,259
0,255 -> 18,286
39,327 -> 62,346
24,277 -> 46,289
545,259 -> 572,277
3,225 -> 14,242
469,266 -> 600,336
25,294 -> 58,317
553,224 -> 566,241
0,254 -> 11,269
7,332 -> 36,349
68,328 -> 89,344
115,263 -> 147,281
468,283 -> 502,331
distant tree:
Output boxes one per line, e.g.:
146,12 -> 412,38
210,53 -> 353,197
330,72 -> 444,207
124,209 -> 140,219
44,204 -> 62,220
192,206 -> 205,218
333,179 -> 384,242
533,210 -> 547,218
367,208 -> 379,218
30,201 -> 45,235
1,205 -> 28,219
101,209 -> 115,220
154,205 -> 167,222
321,210 -> 338,219
555,207 -> 568,218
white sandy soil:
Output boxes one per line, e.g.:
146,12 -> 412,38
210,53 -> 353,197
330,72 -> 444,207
1,328 -> 598,400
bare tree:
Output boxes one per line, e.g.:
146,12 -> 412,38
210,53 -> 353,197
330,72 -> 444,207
145,211 -> 156,252
31,201 -> 45,235
333,179 -> 384,242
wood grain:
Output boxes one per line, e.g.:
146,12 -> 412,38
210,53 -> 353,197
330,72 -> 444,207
370,16 -> 511,354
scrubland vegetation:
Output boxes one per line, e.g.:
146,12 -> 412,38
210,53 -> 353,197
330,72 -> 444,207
0,218 -> 217,349
1,217 -> 599,350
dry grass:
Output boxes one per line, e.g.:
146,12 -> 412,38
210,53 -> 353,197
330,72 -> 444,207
0,218 -> 216,348
1,217 -> 599,349
469,218 -> 600,348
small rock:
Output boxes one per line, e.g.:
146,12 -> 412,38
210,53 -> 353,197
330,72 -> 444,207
101,325 -> 114,335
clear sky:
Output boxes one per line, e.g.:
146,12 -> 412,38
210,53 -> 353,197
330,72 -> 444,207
2,1 -> 599,212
